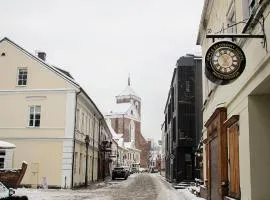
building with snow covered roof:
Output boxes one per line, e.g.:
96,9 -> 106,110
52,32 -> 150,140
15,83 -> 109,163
105,78 -> 150,168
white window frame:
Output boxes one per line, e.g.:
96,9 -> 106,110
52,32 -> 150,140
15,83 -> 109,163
28,105 -> 41,127
227,0 -> 237,34
17,68 -> 28,86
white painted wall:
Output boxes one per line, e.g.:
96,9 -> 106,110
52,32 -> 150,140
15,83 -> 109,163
61,91 -> 76,188
249,95 -> 270,200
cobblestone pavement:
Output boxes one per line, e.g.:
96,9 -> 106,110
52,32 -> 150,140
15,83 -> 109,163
15,173 -> 184,200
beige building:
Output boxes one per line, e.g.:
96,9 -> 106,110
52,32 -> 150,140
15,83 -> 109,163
0,37 -> 110,188
197,1 -> 270,200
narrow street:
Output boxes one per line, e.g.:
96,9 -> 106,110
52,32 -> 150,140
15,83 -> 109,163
14,174 -> 200,200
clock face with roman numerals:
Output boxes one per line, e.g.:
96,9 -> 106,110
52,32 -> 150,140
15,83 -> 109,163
205,41 -> 246,85
211,47 -> 239,74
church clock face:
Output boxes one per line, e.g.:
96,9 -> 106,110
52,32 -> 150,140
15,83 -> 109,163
205,41 -> 246,85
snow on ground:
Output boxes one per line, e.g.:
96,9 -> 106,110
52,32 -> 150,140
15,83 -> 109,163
14,174 -> 205,200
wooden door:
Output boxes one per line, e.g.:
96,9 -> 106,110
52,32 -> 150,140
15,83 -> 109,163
210,136 -> 222,200
228,123 -> 240,198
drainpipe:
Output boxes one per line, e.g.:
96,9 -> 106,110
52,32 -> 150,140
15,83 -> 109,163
97,119 -> 101,180
91,115 -> 96,182
71,90 -> 81,188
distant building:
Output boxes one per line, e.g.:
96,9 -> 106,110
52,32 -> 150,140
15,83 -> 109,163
105,78 -> 150,168
164,54 -> 202,182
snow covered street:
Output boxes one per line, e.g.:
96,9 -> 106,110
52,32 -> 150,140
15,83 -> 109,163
14,174 -> 204,200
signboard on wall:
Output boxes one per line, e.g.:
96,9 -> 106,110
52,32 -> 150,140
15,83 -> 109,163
205,41 -> 246,85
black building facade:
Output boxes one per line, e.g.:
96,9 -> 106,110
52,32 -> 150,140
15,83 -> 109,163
164,54 -> 202,183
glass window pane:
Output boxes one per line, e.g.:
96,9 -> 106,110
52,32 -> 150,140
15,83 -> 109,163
29,119 -> 33,126
22,80 -> 27,85
30,114 -> 34,120
18,80 -> 22,85
35,120 -> 40,127
35,114 -> 40,119
35,106 -> 41,113
30,107 -> 34,113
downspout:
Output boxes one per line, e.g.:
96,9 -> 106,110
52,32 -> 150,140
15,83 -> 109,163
91,115 -> 95,182
97,118 -> 101,180
71,89 -> 81,188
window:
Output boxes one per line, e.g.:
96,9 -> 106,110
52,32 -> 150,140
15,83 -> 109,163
81,112 -> 84,132
79,153 -> 82,174
0,150 -> 5,169
17,68 -> 28,86
242,0 -> 259,20
76,109 -> 80,130
186,81 -> 190,92
29,106 -> 41,127
227,0 -> 236,34
74,152 -> 78,172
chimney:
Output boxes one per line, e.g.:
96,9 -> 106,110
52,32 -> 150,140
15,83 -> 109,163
37,52 -> 46,61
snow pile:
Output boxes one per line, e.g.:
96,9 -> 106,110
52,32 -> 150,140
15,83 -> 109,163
177,189 -> 205,200
0,141 -> 16,149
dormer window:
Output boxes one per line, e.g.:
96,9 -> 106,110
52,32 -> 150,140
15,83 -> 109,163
17,68 -> 28,86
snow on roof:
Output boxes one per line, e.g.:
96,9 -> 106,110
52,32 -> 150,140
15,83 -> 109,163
105,103 -> 131,115
0,141 -> 16,149
124,142 -> 132,149
117,85 -> 138,97
106,120 -> 121,139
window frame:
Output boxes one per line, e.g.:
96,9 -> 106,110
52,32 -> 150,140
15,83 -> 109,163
17,68 -> 28,86
28,105 -> 41,128
227,0 -> 237,34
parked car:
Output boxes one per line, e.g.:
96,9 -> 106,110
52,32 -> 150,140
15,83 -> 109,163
131,167 -> 139,174
112,167 -> 129,180
122,166 -> 131,176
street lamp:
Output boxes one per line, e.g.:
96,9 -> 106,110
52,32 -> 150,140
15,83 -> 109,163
85,135 -> 90,187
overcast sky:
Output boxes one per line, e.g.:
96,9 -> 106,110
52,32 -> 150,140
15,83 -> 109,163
1,0 -> 204,142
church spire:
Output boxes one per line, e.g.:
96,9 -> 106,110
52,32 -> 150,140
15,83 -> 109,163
128,73 -> 131,86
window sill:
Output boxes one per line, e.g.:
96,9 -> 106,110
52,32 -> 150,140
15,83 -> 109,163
27,126 -> 40,128
16,85 -> 27,87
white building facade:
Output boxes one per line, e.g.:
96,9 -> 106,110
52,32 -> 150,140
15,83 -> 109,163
197,1 -> 270,200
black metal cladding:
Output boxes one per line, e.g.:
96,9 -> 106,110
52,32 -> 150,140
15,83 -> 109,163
164,54 -> 202,183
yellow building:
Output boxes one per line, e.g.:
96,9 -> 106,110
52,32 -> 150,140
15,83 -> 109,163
0,37 -> 109,188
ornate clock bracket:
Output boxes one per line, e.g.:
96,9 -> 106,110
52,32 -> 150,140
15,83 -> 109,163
206,13 -> 267,52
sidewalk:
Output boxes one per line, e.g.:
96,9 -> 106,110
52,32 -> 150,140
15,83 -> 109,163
157,174 -> 205,200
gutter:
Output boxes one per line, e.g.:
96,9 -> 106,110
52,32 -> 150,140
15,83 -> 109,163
71,89 -> 81,188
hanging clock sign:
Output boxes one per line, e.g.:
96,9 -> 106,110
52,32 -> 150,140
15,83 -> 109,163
205,40 -> 246,85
